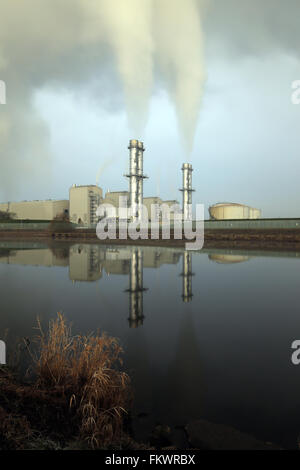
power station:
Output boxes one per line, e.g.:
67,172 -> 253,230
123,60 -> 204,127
0,139 -> 262,224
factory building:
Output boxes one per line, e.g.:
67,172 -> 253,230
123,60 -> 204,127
209,203 -> 261,220
143,197 -> 162,221
69,184 -> 102,225
103,191 -> 129,207
101,191 -> 129,219
0,140 -> 263,227
0,200 -> 68,221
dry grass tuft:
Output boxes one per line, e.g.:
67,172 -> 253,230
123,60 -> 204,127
33,313 -> 130,448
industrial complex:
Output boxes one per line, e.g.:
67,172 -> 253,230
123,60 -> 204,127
0,140 -> 261,225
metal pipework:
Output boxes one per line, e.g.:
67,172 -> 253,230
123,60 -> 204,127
181,251 -> 194,303
126,249 -> 147,328
127,139 -> 139,220
125,140 -> 147,221
137,141 -> 146,221
180,163 -> 194,221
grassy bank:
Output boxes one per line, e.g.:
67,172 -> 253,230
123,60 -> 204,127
0,314 -> 135,450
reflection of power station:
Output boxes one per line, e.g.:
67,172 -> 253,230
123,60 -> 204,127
181,251 -> 194,302
69,245 -> 103,281
126,249 -> 147,328
208,253 -> 250,264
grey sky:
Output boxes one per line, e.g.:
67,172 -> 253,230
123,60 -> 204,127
0,0 -> 299,218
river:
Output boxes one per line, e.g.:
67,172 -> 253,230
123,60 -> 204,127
1,241 -> 300,448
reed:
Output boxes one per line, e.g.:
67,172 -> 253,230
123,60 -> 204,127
34,313 -> 130,448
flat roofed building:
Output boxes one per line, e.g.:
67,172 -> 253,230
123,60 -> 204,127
69,185 -> 103,226
103,191 -> 129,207
143,197 -> 162,221
0,200 -> 69,221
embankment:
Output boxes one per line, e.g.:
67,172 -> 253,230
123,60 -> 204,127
1,227 -> 300,252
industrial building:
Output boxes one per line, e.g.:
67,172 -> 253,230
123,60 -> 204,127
69,184 -> 102,225
0,139 -> 262,226
0,200 -> 68,221
209,203 -> 261,220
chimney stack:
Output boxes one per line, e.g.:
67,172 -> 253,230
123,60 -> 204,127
180,163 -> 194,221
125,139 -> 147,221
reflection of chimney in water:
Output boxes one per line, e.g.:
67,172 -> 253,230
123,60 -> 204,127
181,251 -> 194,302
126,248 -> 147,328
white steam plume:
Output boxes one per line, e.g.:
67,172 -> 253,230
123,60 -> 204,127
154,0 -> 206,154
0,0 -> 206,199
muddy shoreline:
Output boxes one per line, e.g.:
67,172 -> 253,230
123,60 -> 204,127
1,228 -> 300,252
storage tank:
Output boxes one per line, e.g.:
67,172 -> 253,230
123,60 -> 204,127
209,203 -> 261,220
208,254 -> 250,264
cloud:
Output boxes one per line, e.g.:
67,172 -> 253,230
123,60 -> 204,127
0,0 -> 206,200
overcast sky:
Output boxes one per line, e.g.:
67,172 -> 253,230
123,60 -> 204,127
0,0 -> 299,218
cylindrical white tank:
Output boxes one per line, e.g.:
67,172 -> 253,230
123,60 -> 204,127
208,254 -> 250,264
209,203 -> 261,220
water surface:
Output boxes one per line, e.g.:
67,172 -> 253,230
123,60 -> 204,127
1,241 -> 300,448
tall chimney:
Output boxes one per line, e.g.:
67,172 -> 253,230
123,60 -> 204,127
137,141 -> 146,221
126,139 -> 139,220
125,139 -> 147,221
180,163 -> 194,221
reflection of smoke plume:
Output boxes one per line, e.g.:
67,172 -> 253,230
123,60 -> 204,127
0,0 -> 206,199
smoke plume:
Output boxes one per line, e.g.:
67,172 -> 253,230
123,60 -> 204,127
0,0 -> 206,199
